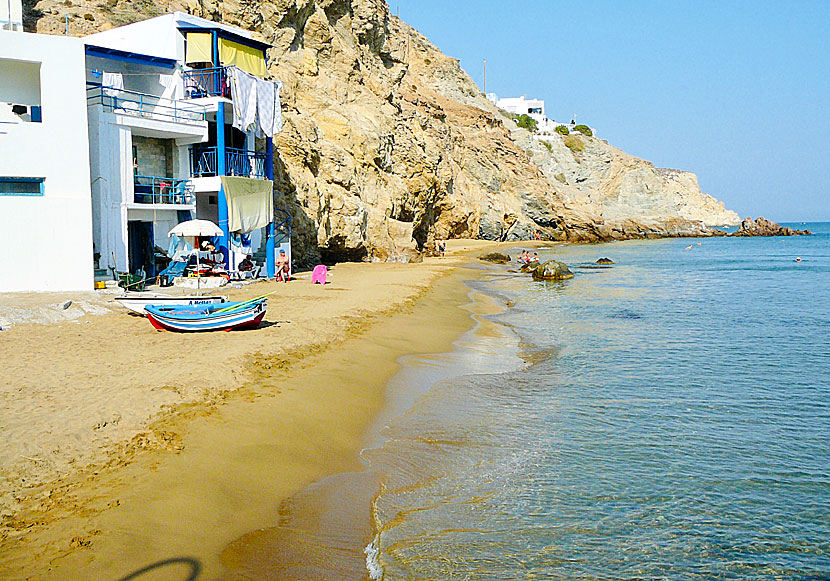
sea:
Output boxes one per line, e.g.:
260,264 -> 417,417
362,223 -> 830,579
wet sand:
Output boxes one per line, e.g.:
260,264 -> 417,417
0,240 -> 515,578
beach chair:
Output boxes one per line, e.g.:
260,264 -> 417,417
157,260 -> 187,286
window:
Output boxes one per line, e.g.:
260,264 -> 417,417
0,59 -> 42,124
0,177 -> 45,196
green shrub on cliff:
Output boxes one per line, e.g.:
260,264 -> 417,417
564,135 -> 584,153
554,125 -> 569,136
514,114 -> 538,133
574,124 -> 593,137
541,140 -> 552,152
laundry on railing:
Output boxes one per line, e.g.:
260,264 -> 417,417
102,72 -> 123,96
227,66 -> 282,138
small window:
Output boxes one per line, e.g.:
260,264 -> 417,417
208,195 -> 217,204
0,177 -> 45,196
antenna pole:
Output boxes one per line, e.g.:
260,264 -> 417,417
483,58 -> 487,94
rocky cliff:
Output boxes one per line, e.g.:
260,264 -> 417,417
25,0 -> 740,264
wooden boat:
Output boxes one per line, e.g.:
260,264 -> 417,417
114,292 -> 227,315
144,299 -> 266,332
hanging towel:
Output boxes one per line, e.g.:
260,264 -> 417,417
158,74 -> 174,88
102,72 -> 124,96
228,66 -> 257,133
255,79 -> 283,137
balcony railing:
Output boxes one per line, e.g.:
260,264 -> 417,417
133,175 -> 195,205
182,67 -> 230,99
87,83 -> 206,125
190,146 -> 267,179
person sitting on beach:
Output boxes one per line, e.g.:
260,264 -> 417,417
276,249 -> 290,282
238,256 -> 254,272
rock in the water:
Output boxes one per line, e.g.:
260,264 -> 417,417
731,217 -> 811,237
479,252 -> 511,264
532,260 -> 574,281
519,261 -> 536,272
596,257 -> 614,264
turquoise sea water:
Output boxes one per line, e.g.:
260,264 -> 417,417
365,223 -> 830,579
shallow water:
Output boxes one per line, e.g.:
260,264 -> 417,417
366,224 -> 830,579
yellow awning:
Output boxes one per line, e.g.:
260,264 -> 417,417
218,37 -> 266,77
185,32 -> 213,65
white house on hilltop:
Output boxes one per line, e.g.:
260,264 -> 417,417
489,93 -> 596,139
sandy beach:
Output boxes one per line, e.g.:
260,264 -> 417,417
0,239 -> 518,578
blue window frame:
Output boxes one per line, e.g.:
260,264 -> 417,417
0,177 -> 45,196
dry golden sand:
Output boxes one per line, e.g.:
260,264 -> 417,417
0,239 -> 513,579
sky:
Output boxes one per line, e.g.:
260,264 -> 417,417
392,0 -> 829,222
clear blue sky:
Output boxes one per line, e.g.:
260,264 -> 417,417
393,0 -> 829,222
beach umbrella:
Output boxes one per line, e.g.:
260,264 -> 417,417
168,220 -> 223,290
168,219 -> 223,238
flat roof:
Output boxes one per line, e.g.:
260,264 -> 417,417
84,44 -> 178,69
176,24 -> 271,53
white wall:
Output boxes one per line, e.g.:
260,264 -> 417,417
0,31 -> 94,292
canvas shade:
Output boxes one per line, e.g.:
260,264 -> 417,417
168,219 -> 223,238
221,176 -> 273,233
219,37 -> 267,77
185,32 -> 213,65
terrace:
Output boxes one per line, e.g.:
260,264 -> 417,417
189,146 -> 267,180
86,83 -> 206,125
182,67 -> 230,99
133,175 -> 195,206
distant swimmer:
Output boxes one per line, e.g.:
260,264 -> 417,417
685,244 -> 693,250
696,242 -> 702,246
795,257 -> 802,262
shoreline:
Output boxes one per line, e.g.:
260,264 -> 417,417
217,268 -> 525,578
0,239 -> 523,578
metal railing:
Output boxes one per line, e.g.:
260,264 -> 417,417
133,175 -> 195,205
189,146 -> 267,179
182,67 -> 230,99
86,83 -> 206,125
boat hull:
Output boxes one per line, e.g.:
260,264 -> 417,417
115,293 -> 227,315
145,301 -> 266,332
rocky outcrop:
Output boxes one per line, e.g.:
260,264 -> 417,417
26,0 -> 742,264
731,217 -> 811,237
596,258 -> 614,265
479,252 -> 511,264
532,260 -> 574,281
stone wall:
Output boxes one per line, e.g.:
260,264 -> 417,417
132,136 -> 173,178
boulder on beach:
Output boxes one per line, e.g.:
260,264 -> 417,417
479,252 -> 511,264
596,257 -> 614,265
532,260 -> 574,281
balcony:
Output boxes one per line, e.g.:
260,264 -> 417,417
133,175 -> 195,205
190,146 -> 267,180
182,67 -> 230,99
87,83 -> 206,125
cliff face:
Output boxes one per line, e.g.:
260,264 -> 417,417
26,0 -> 740,263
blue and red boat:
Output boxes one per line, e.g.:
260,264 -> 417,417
145,299 -> 267,332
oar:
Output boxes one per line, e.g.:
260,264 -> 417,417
213,291 -> 275,314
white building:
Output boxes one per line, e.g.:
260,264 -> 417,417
492,94 -> 596,138
495,95 -> 547,125
83,13 -> 286,281
0,0 -> 23,31
0,27 -> 95,292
